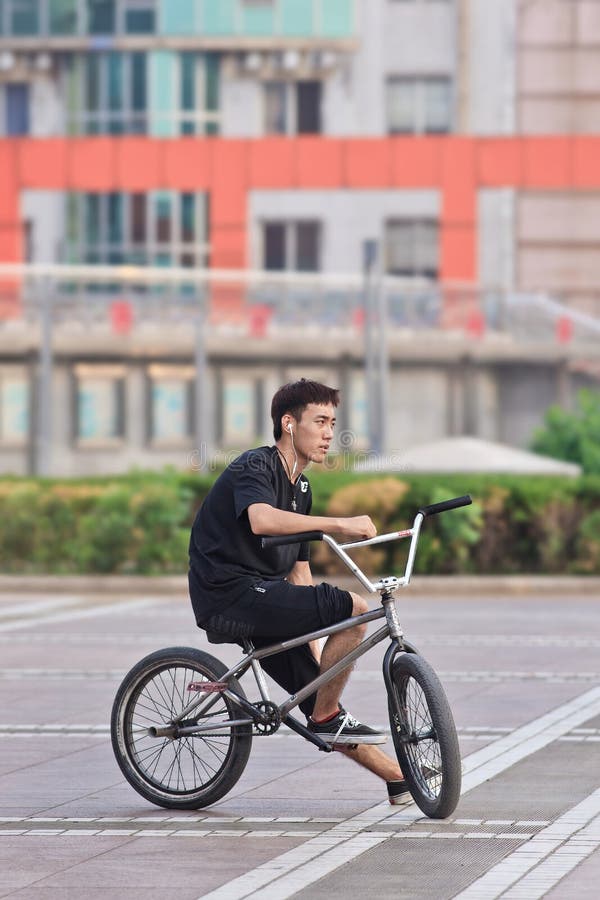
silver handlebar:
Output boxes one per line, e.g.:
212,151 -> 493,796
323,511 -> 425,594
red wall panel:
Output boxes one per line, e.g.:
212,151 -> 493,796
441,138 -> 476,224
391,137 -> 442,187
249,138 -> 296,188
67,138 -> 116,190
477,139 -> 523,187
573,137 -> 600,188
2,136 -> 600,287
17,138 -> 67,189
164,139 -> 212,190
0,142 -> 21,263
210,141 -> 248,269
522,137 -> 573,189
296,138 -> 343,187
116,138 -> 163,191
440,226 -> 477,282
344,140 -> 393,188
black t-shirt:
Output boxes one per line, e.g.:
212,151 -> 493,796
188,445 -> 312,625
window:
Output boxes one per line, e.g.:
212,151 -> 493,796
221,378 -> 256,447
50,0 -> 78,34
7,0 -> 39,34
297,82 -> 321,133
88,0 -> 115,33
264,82 -> 287,134
0,371 -> 29,444
66,51 -> 219,136
124,0 -> 155,33
148,366 -> 194,444
263,81 -> 322,135
6,83 -> 29,135
74,366 -> 125,443
263,221 -> 321,272
75,51 -> 147,134
347,371 -> 368,449
386,76 -> 452,134
66,191 -> 208,269
385,219 -> 439,279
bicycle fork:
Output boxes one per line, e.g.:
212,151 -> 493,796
381,590 -> 416,723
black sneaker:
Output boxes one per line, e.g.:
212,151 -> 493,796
387,767 -> 438,804
387,780 -> 411,805
308,707 -> 387,745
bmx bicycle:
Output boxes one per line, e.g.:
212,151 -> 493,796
111,494 -> 471,819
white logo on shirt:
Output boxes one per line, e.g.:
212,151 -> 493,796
300,480 -> 309,493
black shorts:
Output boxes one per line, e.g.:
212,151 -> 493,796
202,579 -> 353,718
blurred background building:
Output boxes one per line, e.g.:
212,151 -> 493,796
0,0 -> 599,474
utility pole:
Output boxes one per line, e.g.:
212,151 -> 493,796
194,286 -> 209,471
376,272 -> 389,458
363,239 -> 380,455
35,277 -> 53,476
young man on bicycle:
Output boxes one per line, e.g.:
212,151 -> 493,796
189,378 -> 407,803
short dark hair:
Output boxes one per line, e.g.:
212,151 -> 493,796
271,379 -> 339,440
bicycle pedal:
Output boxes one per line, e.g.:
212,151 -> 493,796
187,681 -> 228,693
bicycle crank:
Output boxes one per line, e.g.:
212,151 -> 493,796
253,700 -> 281,735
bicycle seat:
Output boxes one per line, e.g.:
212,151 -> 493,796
205,631 -> 234,644
205,631 -> 256,655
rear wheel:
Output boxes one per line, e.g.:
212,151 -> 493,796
387,652 -> 461,819
111,647 -> 252,809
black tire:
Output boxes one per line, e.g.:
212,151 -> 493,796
111,647 -> 252,809
387,652 -> 461,819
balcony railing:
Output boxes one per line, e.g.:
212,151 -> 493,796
0,0 -> 356,43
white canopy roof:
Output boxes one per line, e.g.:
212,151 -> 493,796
353,436 -> 581,476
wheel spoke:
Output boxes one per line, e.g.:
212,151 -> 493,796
120,659 -> 243,798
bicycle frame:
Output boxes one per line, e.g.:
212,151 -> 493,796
157,511 -> 428,742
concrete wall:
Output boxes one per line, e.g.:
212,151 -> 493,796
478,189 -> 516,290
497,364 -> 559,448
220,0 -> 457,137
249,189 -> 440,273
221,74 -> 261,137
0,343 -> 590,475
21,191 -> 66,263
31,74 -> 65,137
462,0 -> 516,134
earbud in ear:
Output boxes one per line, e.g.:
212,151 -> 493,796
287,423 -> 293,433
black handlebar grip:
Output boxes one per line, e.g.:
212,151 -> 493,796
261,531 -> 324,549
418,495 -> 472,518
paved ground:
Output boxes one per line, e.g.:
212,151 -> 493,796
0,586 -> 599,899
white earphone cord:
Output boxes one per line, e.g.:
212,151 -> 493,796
288,423 -> 298,478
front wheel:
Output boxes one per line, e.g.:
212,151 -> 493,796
387,652 -> 461,819
111,647 -> 252,809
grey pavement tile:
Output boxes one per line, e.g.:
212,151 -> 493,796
0,835 -> 135,893
1,590 -> 599,899
9,835 -> 302,895
301,837 -> 514,899
453,738 -> 600,824
544,845 -> 600,899
1,890 -> 200,900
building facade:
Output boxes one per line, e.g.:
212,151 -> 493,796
0,0 -> 599,474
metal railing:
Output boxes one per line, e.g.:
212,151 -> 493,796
0,263 -> 598,475
1,263 -> 599,343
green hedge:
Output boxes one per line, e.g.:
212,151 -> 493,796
0,467 -> 598,575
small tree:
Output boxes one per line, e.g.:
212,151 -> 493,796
531,389 -> 600,474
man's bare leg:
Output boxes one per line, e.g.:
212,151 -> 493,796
311,593 -> 368,721
334,744 -> 403,782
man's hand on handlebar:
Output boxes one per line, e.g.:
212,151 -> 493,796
337,516 -> 377,540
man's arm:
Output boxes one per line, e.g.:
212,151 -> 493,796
248,503 -> 376,541
287,560 -> 322,664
